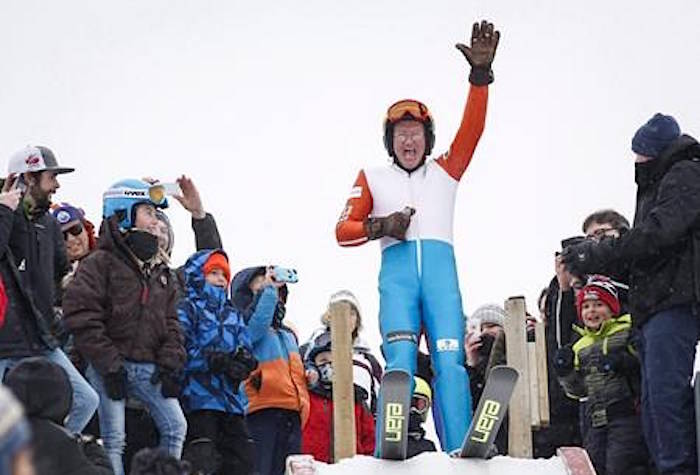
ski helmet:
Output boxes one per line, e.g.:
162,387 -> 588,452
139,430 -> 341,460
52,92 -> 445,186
383,99 -> 435,158
411,376 -> 432,422
102,179 -> 169,231
306,330 -> 332,365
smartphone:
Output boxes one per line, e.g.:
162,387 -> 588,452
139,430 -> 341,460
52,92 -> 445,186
160,182 -> 182,196
273,266 -> 298,284
14,175 -> 27,194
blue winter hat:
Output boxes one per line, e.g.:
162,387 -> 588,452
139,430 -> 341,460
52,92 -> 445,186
52,202 -> 85,231
631,113 -> 681,159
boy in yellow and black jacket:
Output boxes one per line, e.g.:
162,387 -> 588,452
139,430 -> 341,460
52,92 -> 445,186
554,275 -> 650,475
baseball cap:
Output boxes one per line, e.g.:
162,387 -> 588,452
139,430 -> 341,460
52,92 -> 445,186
7,145 -> 74,175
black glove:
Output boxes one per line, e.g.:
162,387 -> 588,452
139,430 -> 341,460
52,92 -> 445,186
76,434 -> 113,471
207,351 -> 230,374
364,207 -> 415,241
560,240 -> 595,277
455,20 -> 500,86
151,367 -> 182,398
104,367 -> 127,401
554,347 -> 575,377
226,347 -> 258,382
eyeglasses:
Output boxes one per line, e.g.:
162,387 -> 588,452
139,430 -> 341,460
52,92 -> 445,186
62,222 -> 84,239
588,227 -> 616,239
386,100 -> 431,124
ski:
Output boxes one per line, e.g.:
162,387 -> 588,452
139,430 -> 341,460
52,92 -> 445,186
378,370 -> 412,460
459,365 -> 518,458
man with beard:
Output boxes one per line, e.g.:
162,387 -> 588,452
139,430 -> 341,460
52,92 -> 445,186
0,145 -> 98,435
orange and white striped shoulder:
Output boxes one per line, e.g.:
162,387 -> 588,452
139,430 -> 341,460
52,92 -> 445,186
336,169 -> 374,247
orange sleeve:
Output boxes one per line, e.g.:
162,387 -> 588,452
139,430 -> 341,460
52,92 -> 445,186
436,84 -> 488,181
335,170 -> 374,247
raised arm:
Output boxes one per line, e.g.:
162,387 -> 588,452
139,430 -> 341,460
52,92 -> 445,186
437,20 -> 500,181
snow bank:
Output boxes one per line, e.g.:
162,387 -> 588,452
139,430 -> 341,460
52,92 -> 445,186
312,452 -> 568,475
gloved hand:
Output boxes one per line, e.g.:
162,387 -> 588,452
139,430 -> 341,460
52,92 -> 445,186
151,367 -> 182,398
104,367 -> 127,401
554,346 -> 575,377
226,347 -> 258,382
560,240 -> 595,277
207,351 -> 230,374
364,207 -> 415,241
455,20 -> 501,86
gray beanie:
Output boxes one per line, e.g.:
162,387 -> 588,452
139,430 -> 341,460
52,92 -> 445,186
470,304 -> 506,328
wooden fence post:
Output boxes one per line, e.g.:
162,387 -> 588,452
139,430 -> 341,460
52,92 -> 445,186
535,321 -> 550,426
329,301 -> 357,462
504,296 -> 533,457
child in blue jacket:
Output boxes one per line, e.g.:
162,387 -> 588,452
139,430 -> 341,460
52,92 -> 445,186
178,249 -> 258,475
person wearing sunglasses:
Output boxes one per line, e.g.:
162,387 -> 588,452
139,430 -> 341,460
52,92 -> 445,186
53,203 -> 97,263
335,20 -> 500,455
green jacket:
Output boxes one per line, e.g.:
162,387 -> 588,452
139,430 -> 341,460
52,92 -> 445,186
558,315 -> 640,427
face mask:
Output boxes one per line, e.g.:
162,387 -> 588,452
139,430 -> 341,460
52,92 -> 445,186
317,362 -> 333,386
124,230 -> 159,262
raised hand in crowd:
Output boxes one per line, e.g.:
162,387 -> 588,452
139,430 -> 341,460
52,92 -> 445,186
465,330 -> 483,367
0,189 -> 22,211
173,175 -> 206,219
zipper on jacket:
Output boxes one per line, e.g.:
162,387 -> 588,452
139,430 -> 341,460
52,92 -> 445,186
407,170 -> 422,279
277,331 -> 304,408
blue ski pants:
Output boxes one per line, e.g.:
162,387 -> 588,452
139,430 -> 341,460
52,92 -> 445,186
376,240 -> 471,453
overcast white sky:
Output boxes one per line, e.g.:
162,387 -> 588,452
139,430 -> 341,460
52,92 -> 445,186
1,0 -> 699,358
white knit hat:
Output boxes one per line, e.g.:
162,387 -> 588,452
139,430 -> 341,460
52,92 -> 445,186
323,290 -> 362,328
470,304 -> 506,328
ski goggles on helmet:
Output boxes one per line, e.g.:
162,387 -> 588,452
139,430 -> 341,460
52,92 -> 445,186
410,394 -> 430,416
147,184 -> 168,206
385,99 -> 432,124
103,183 -> 168,208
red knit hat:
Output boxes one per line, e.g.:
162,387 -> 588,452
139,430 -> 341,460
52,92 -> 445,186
203,252 -> 230,285
576,275 -> 620,318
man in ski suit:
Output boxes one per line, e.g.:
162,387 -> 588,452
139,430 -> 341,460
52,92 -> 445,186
335,20 -> 500,454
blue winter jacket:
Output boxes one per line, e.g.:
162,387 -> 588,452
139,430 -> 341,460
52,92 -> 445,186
178,250 -> 252,415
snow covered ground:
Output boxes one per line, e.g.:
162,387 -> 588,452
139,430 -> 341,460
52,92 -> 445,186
309,452 -> 569,474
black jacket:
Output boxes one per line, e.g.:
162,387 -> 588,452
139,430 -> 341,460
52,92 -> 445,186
4,357 -> 113,475
0,202 -> 68,357
567,135 -> 700,326
544,277 -> 581,422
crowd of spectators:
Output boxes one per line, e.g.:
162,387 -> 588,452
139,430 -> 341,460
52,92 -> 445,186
1,110 -> 699,475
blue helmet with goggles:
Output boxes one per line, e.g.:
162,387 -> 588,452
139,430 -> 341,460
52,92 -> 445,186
102,179 -> 169,231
